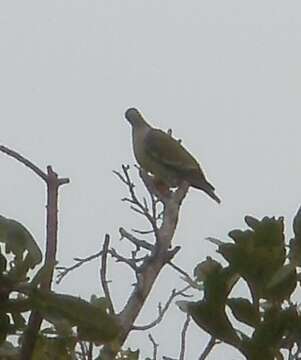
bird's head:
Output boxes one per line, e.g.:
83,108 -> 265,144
125,108 -> 148,128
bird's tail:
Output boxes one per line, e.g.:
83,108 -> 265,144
190,177 -> 221,204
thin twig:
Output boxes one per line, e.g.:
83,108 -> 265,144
179,314 -> 191,360
120,227 -> 153,251
109,248 -> 138,271
78,341 -> 87,359
199,337 -> 217,360
114,165 -> 159,238
0,145 -> 47,181
132,286 -> 191,331
56,249 -> 103,284
120,227 -> 194,284
148,334 -> 159,360
100,234 -> 115,315
132,228 -> 155,235
167,262 -> 191,280
87,342 -> 93,360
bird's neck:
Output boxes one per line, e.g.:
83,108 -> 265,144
132,123 -> 150,142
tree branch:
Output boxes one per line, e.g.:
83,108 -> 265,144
148,334 -> 159,360
56,249 -> 103,284
109,248 -> 140,271
179,314 -> 191,360
102,174 -> 189,356
0,145 -> 47,181
100,234 -> 115,315
18,163 -> 69,360
119,227 -> 153,251
132,286 -> 190,331
114,165 -> 159,238
199,337 -> 217,360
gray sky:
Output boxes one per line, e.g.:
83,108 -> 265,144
1,1 -> 301,358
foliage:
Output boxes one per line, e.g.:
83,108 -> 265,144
0,214 -> 120,359
179,209 -> 301,359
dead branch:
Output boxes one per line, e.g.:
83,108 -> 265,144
21,166 -> 69,360
56,249 -> 103,284
132,286 -> 191,331
199,337 -> 218,360
109,248 -> 139,271
100,234 -> 115,315
132,228 -> 155,235
114,165 -> 159,238
0,146 -> 69,360
87,342 -> 93,360
0,145 -> 47,181
101,169 -> 189,356
120,227 -> 194,284
120,227 -> 153,251
148,334 -> 159,360
179,314 -> 191,360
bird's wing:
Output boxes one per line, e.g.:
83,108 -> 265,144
144,129 -> 200,173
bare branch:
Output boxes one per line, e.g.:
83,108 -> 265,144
120,227 -> 153,251
132,228 -> 155,235
179,314 -> 191,360
56,249 -> 103,284
167,261 -> 192,280
132,286 -> 190,331
87,342 -> 93,360
78,341 -> 87,359
20,165 -> 69,360
100,234 -> 115,315
115,165 -> 159,238
0,144 -> 47,181
120,227 -> 195,285
199,337 -> 217,360
109,248 -> 138,271
101,168 -> 189,357
148,334 -> 159,360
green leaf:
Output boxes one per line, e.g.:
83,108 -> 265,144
265,264 -> 297,301
183,300 -> 240,347
32,334 -> 76,360
11,312 -> 26,331
227,298 -> 260,328
222,216 -> 286,299
251,307 -> 298,351
228,229 -> 253,244
0,248 -> 7,274
293,206 -> 301,236
31,290 -> 120,344
0,215 -> 42,280
0,341 -> 19,359
289,207 -> 301,265
0,313 -> 10,344
244,216 -> 260,230
193,257 -> 222,282
90,295 -> 109,313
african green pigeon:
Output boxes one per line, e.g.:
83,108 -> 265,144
125,108 -> 221,203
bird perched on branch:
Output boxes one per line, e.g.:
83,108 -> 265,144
125,108 -> 221,204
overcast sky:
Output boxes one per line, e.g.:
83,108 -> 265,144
1,1 -> 301,359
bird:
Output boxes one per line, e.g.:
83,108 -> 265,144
125,108 -> 221,203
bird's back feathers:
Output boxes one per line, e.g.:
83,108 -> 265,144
145,129 -> 200,172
